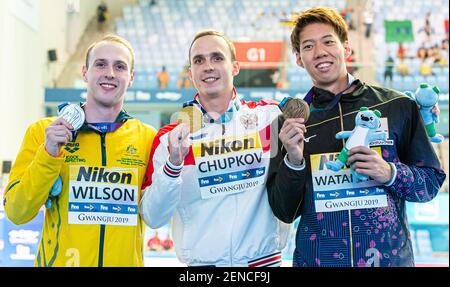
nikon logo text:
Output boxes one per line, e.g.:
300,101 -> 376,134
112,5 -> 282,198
77,167 -> 132,184
201,138 -> 255,156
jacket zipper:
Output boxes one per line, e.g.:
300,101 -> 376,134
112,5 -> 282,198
98,132 -> 107,267
338,103 -> 354,267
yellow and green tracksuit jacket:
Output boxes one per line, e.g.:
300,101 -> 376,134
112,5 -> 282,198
3,111 -> 157,266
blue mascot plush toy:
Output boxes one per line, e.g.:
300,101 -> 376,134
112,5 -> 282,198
45,176 -> 62,209
326,107 -> 388,182
405,83 -> 443,144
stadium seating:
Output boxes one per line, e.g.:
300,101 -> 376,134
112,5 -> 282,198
116,0 -> 448,93
373,0 -> 449,92
116,0 -> 347,90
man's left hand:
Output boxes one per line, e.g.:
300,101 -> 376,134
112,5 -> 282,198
347,146 -> 392,184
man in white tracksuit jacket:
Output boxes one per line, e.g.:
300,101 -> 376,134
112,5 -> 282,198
139,30 -> 293,266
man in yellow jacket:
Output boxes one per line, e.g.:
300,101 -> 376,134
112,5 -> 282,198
3,35 -> 157,267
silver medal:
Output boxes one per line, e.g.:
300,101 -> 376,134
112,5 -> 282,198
58,104 -> 85,130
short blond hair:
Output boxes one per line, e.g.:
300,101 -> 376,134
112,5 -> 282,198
188,29 -> 236,65
85,34 -> 135,70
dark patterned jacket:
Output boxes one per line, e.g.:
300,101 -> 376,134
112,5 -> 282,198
267,80 -> 446,267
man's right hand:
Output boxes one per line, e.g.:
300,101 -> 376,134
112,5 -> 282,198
45,118 -> 73,157
279,118 -> 306,165
168,123 -> 190,166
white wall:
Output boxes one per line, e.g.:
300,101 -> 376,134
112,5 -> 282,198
40,0 -> 69,87
40,0 -> 102,87
0,0 -> 119,170
0,0 -> 43,170
65,1 -> 103,55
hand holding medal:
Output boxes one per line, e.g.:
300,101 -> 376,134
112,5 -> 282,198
278,97 -> 309,165
57,103 -> 85,131
167,105 -> 202,166
45,103 -> 85,157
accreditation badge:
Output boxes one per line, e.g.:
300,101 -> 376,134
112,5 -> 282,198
192,132 -> 268,199
310,147 -> 388,212
58,103 -> 85,130
67,166 -> 139,226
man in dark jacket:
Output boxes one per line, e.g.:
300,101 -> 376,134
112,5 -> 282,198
266,7 -> 446,267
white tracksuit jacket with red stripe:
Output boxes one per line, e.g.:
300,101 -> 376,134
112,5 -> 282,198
140,96 -> 291,266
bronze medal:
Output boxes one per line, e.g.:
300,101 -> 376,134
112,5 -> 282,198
280,98 -> 310,122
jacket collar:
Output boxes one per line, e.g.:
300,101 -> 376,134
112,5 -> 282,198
115,109 -> 133,122
311,79 -> 366,110
192,88 -> 241,124
79,104 -> 132,132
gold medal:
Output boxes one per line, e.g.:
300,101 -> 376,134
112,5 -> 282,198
176,105 -> 203,133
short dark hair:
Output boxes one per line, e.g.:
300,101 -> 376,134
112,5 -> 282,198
290,7 -> 348,54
